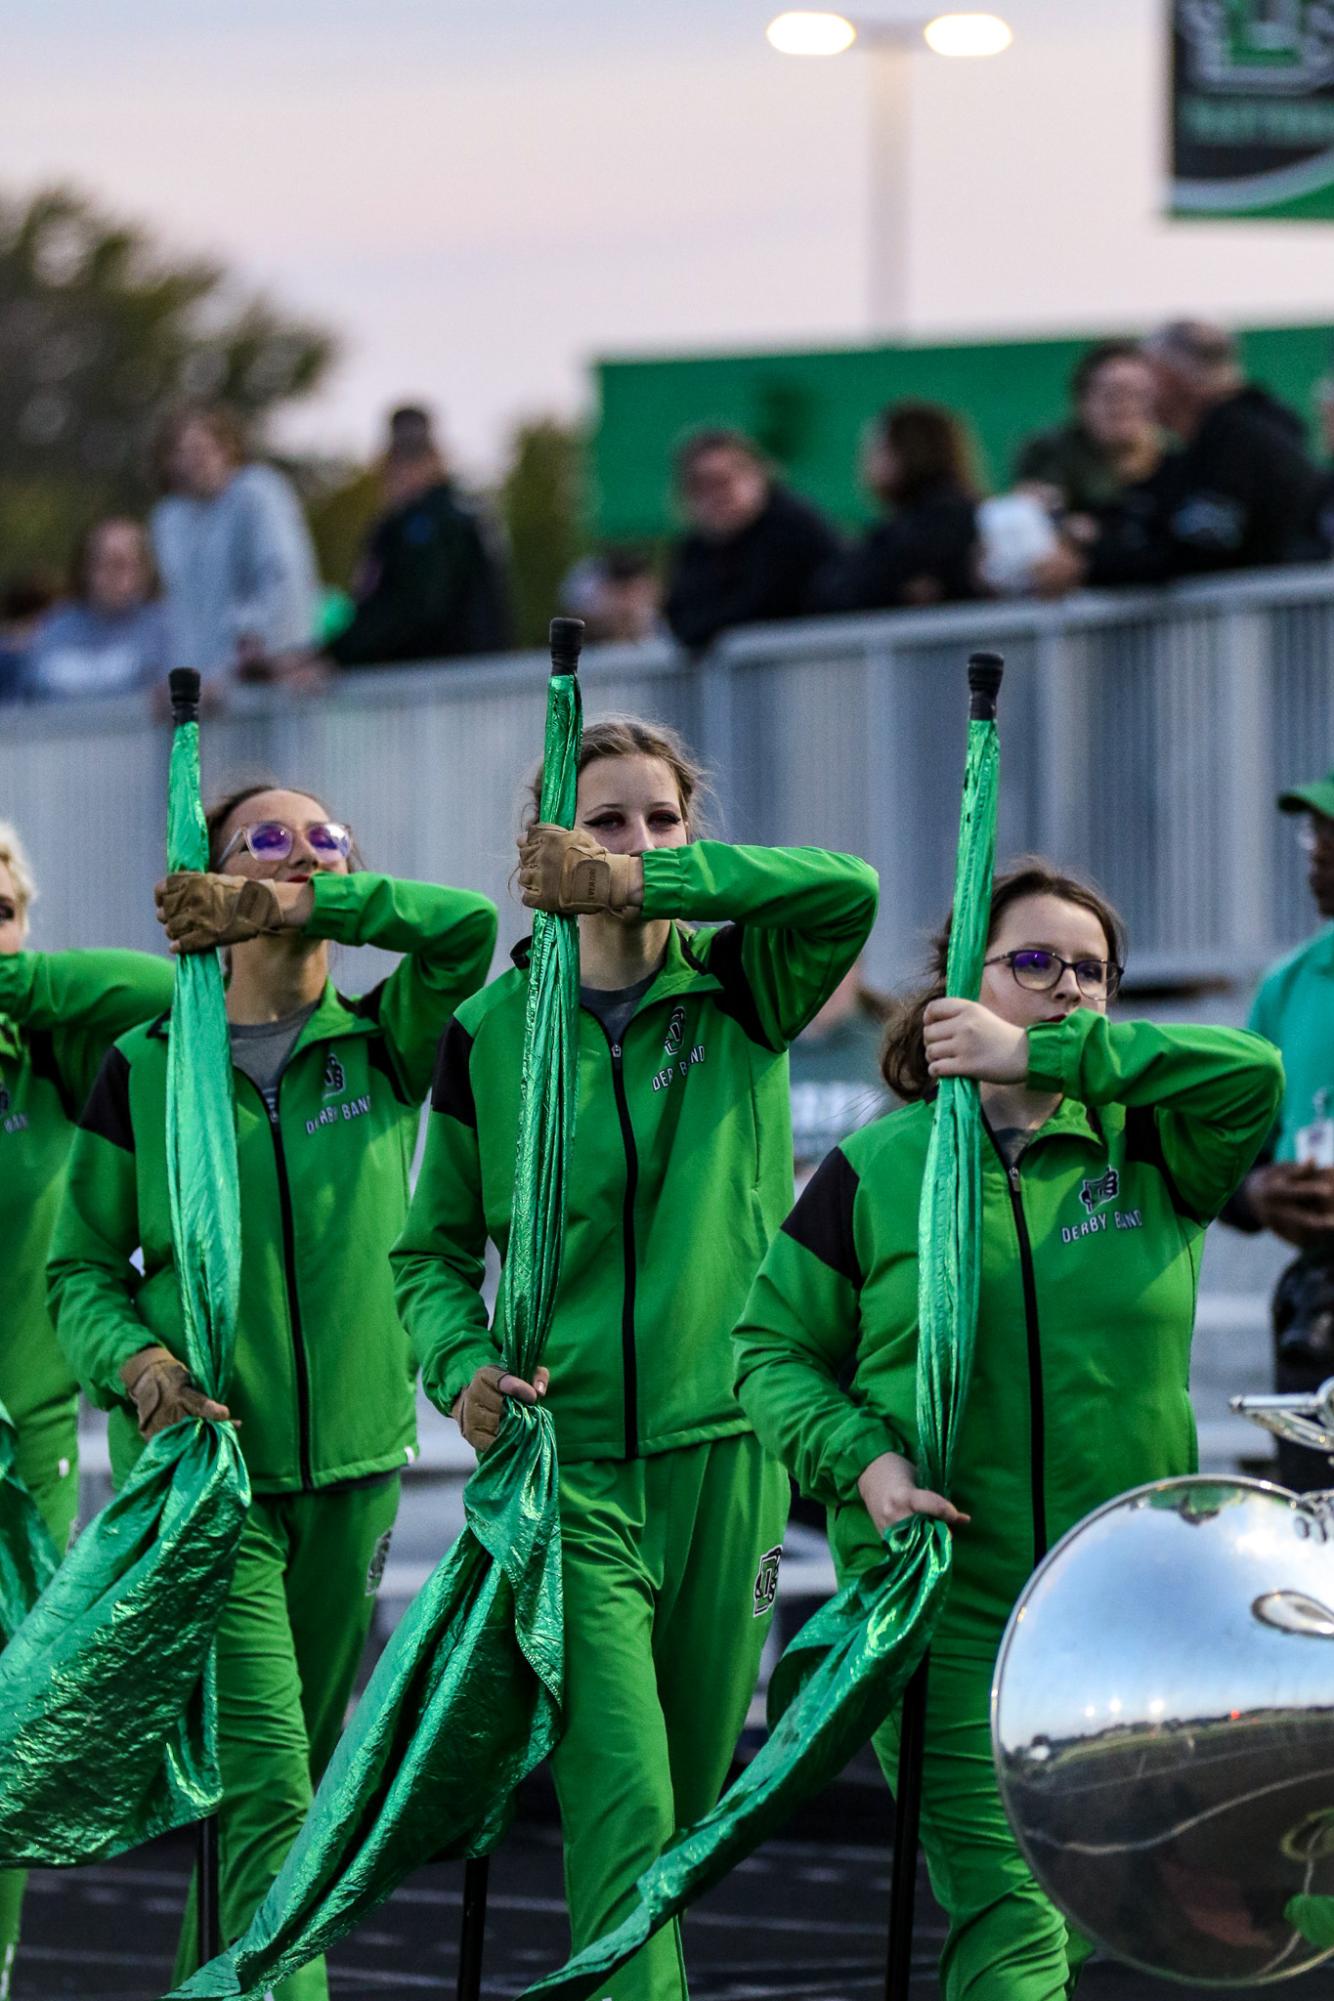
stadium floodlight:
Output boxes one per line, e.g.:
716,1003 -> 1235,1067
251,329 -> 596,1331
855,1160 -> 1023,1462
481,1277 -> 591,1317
765,10 -> 1012,58
763,8 -> 1014,329
766,11 -> 859,55
923,12 -> 1012,57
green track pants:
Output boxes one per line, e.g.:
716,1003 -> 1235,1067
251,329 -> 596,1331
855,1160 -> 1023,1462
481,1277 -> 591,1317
549,1432 -> 790,2001
873,1646 -> 1094,2001
0,1402 -> 78,2000
172,1476 -> 400,2001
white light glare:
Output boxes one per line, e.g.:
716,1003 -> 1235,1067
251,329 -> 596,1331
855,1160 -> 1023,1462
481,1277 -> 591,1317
766,11 -> 858,56
923,13 -> 1013,57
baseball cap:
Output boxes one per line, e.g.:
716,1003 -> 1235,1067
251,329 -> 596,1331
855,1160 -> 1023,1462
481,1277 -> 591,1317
1278,771 -> 1334,818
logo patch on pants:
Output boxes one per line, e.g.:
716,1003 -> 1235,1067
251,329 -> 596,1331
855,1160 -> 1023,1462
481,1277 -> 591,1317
365,1528 -> 393,1597
753,1544 -> 782,1617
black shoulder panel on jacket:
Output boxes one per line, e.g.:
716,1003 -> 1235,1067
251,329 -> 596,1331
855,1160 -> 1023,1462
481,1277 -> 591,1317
365,1034 -> 414,1107
26,1029 -> 79,1123
697,923 -> 779,1053
430,1018 -> 477,1127
1123,1103 -> 1203,1223
782,1145 -> 862,1286
79,1046 -> 135,1153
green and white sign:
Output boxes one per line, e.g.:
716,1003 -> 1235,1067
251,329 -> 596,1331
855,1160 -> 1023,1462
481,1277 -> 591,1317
1171,1 -> 1334,220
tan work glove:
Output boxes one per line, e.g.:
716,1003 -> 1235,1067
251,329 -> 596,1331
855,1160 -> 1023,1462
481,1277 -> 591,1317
516,824 -> 640,916
451,1363 -> 550,1455
155,872 -> 288,953
119,1345 -> 233,1441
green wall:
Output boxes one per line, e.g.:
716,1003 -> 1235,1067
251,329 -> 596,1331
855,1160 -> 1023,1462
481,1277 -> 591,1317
592,322 -> 1334,541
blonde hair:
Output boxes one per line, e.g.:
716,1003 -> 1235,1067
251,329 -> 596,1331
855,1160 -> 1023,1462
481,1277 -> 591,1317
526,714 -> 712,836
0,821 -> 37,919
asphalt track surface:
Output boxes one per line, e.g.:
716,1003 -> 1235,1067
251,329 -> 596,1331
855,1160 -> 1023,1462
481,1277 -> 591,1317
18,1758 -> 1332,2001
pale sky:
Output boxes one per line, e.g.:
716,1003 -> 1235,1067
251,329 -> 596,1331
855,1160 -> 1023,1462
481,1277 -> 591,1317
8,0 -> 1334,477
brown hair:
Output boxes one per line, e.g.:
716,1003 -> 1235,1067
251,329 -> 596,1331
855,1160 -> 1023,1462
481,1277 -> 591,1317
152,404 -> 249,494
880,858 -> 1127,1101
526,715 -> 712,836
873,401 -> 978,507
1071,339 -> 1148,405
672,427 -> 770,490
204,779 -> 358,870
70,516 -> 158,602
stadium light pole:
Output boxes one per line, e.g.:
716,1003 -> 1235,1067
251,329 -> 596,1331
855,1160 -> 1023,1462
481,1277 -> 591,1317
765,11 -> 1013,333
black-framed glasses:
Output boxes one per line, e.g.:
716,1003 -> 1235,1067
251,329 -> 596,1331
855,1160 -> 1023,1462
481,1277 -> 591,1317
216,820 -> 352,868
985,948 -> 1122,1001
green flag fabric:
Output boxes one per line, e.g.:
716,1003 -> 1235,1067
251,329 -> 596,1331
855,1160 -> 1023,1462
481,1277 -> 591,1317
519,652 -> 1003,2001
170,642 -> 584,2000
0,680 -> 248,1866
0,1402 -> 58,1645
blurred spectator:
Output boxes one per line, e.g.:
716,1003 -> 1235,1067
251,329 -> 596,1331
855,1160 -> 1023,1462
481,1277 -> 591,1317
24,519 -> 167,701
326,405 -> 512,667
1013,341 -> 1162,518
1223,768 -> 1334,1492
1086,321 -> 1328,585
151,404 -> 321,685
789,963 -> 894,1191
1316,367 -> 1334,554
0,572 -> 59,702
561,548 -> 663,645
811,402 -> 980,613
663,428 -> 840,650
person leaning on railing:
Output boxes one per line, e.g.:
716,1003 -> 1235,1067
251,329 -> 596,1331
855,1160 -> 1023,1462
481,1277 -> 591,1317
733,859 -> 1283,2001
47,785 -> 497,2001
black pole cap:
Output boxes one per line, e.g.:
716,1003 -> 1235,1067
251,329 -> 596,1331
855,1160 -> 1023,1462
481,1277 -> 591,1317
967,651 -> 1004,720
168,668 -> 201,725
549,617 -> 584,677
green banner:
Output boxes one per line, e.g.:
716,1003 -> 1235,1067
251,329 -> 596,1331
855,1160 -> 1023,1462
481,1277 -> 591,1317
170,648 -> 584,2000
1171,2 -> 1334,220
0,685 -> 248,1867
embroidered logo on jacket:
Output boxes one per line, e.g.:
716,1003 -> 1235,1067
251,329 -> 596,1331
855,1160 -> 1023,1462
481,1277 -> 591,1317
663,1004 -> 686,1058
323,1051 -> 346,1096
1079,1167 -> 1119,1213
753,1544 -> 782,1617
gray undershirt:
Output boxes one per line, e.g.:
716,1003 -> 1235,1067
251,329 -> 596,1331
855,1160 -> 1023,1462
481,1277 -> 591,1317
580,969 -> 658,1049
230,1000 -> 319,1116
990,1124 -> 1034,1174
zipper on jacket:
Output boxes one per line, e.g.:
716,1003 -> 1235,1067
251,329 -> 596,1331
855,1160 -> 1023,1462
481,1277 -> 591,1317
607,1040 -> 641,1460
988,1128 -> 1047,1567
261,1081 -> 315,1492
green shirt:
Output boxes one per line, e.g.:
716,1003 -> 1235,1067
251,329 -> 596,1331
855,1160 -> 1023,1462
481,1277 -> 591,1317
733,1013 -> 1283,1647
1246,926 -> 1334,1163
0,948 -> 175,1429
48,873 -> 497,1494
394,839 -> 880,1463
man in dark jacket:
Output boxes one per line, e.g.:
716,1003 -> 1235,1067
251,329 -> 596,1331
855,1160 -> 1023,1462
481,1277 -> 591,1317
1087,321 -> 1327,585
663,428 -> 841,651
327,406 -> 512,667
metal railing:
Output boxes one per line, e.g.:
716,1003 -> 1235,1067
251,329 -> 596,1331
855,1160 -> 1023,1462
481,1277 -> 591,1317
4,563 -> 1333,991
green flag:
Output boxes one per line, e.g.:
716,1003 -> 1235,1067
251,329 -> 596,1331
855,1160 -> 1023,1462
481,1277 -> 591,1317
519,651 -> 1003,2000
0,670 -> 248,1866
170,625 -> 584,1999
0,1402 -> 58,1644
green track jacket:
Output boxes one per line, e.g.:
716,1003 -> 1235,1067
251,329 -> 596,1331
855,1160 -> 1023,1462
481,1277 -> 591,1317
1,948 -> 175,1431
394,840 -> 879,1462
48,873 -> 497,1494
733,1013 -> 1284,1644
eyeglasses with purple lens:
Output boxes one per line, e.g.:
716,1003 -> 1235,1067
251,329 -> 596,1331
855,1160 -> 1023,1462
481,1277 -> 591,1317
984,948 -> 1122,1001
216,820 -> 352,868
